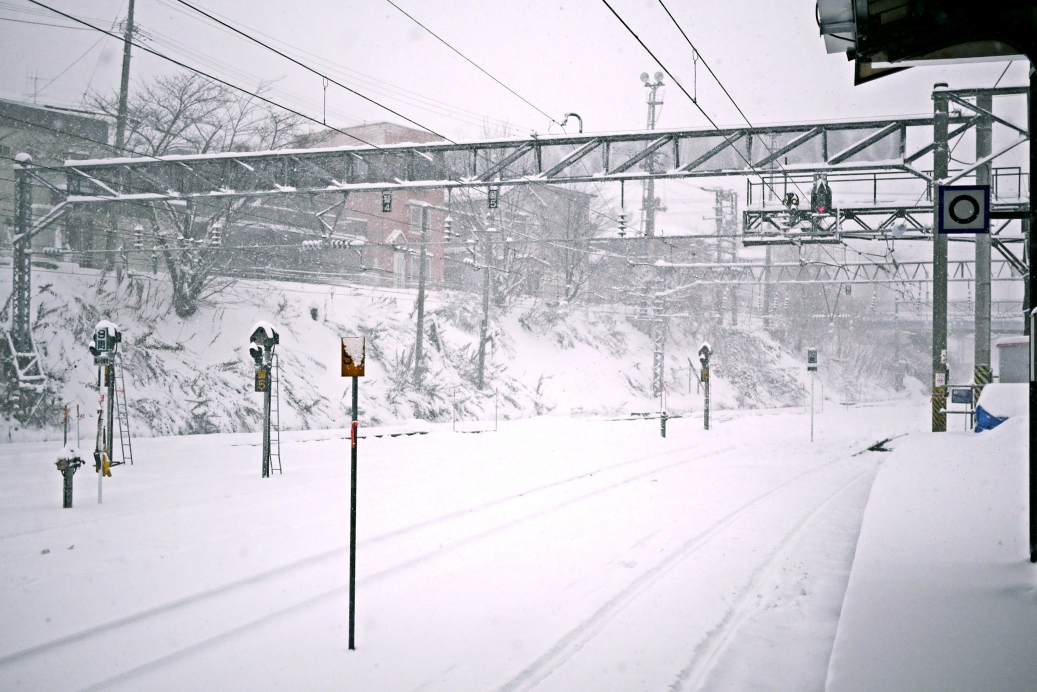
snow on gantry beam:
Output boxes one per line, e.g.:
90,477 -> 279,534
644,260 -> 1021,288
61,115 -> 961,204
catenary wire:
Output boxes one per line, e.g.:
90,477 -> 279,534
383,0 -> 560,127
599,0 -> 785,201
150,0 -> 528,134
170,0 -> 450,141
26,0 -> 601,233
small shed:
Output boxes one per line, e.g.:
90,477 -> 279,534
996,335 -> 1029,383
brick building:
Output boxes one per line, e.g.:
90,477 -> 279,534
304,122 -> 450,288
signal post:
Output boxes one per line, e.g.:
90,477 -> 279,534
699,343 -> 712,430
249,323 -> 279,478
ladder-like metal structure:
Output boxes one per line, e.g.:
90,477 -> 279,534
113,352 -> 134,466
3,159 -> 49,424
270,353 -> 282,474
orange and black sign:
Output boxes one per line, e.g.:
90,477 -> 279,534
701,367 -> 709,383
341,337 -> 366,377
255,367 -> 270,392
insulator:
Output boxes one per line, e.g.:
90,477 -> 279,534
133,226 -> 144,251
210,228 -> 222,246
444,215 -> 453,241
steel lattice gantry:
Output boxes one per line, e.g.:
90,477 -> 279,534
4,94 -> 1029,414
63,115 -> 969,203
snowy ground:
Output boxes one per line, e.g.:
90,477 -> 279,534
0,400 -> 925,691
826,413 -> 1036,692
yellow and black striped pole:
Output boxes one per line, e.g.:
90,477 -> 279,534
932,372 -> 947,433
973,364 -> 992,402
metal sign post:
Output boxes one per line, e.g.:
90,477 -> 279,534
699,343 -> 712,430
807,348 -> 818,442
341,336 -> 365,651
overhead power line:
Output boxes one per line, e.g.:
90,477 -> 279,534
24,1 -> 618,230
655,0 -> 756,131
151,0 -> 528,134
599,0 -> 785,198
25,0 -> 391,151
383,0 -> 560,127
654,0 -> 804,196
0,15 -> 90,29
171,0 -> 450,142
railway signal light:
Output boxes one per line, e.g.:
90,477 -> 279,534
811,173 -> 832,214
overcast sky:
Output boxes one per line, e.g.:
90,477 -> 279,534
0,0 -> 1029,240
2,0 -> 1027,137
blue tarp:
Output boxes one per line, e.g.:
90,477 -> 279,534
974,405 -> 1008,432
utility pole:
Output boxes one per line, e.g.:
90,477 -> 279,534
728,192 -> 738,326
107,0 -> 135,271
651,275 -> 666,403
115,0 -> 135,152
974,91 -> 993,396
894,299 -> 904,390
931,84 -> 950,433
640,72 -> 664,238
413,205 -> 429,387
476,231 -> 493,389
763,245 -> 773,331
708,188 -> 738,323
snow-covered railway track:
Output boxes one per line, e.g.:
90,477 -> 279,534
493,451 -> 880,692
667,467 -> 875,692
0,434 -> 715,544
0,443 -> 737,690
1,406 -> 921,692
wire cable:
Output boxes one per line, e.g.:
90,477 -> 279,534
599,0 -> 783,200
25,0 -> 391,151
653,0 -> 805,197
383,0 -> 560,127
151,0 -> 527,134
170,0 -> 450,141
0,15 -> 90,29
